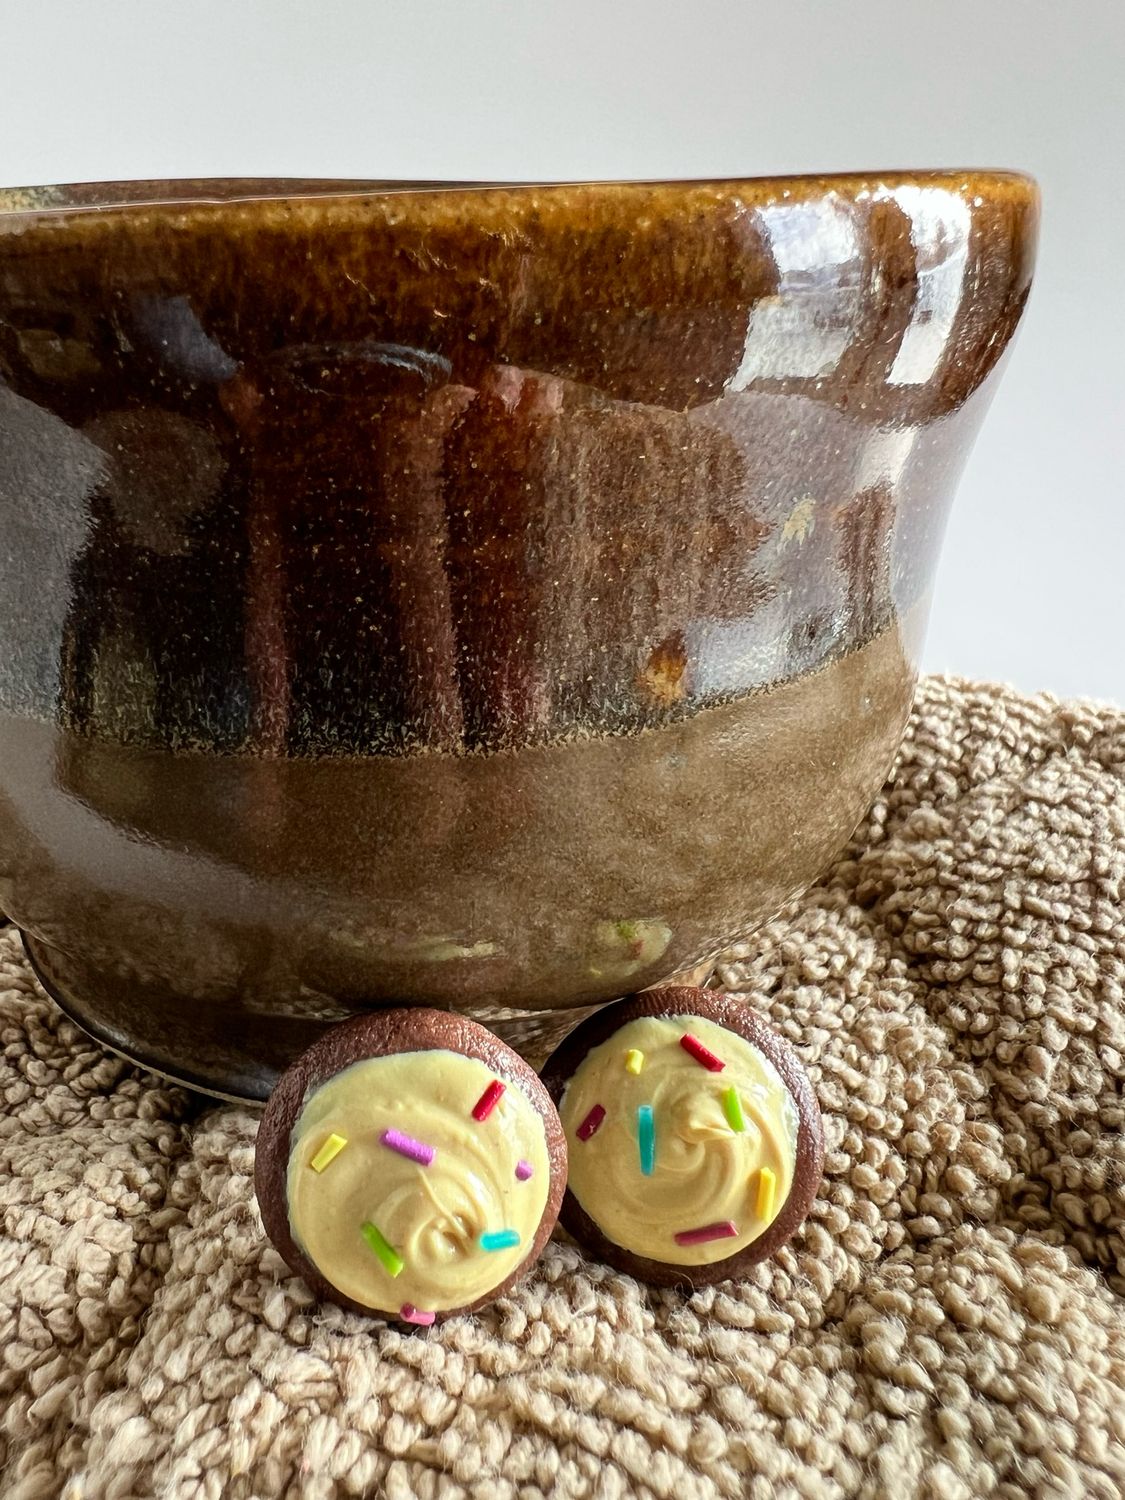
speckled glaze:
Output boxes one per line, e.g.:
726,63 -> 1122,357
0,174 -> 1038,1098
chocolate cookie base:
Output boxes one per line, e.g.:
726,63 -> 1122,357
540,987 -> 824,1288
255,1008 -> 567,1321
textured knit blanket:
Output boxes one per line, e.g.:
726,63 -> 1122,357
2,677 -> 1124,1500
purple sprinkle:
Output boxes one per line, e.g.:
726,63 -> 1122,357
515,1159 -> 534,1181
381,1128 -> 435,1167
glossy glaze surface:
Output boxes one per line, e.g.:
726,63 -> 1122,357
0,174 -> 1038,1097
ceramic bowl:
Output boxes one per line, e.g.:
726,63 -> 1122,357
0,173 -> 1038,1096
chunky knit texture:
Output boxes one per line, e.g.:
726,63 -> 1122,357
1,676 -> 1124,1499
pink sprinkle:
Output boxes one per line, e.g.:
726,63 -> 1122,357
381,1129 -> 435,1167
472,1079 -> 505,1121
400,1303 -> 435,1326
576,1104 -> 606,1141
674,1220 -> 739,1247
515,1159 -> 534,1181
680,1033 -> 725,1072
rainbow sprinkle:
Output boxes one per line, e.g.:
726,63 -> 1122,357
361,1221 -> 404,1277
472,1079 -> 505,1121
480,1229 -> 520,1252
309,1132 -> 347,1173
722,1087 -> 745,1133
674,1220 -> 739,1247
680,1033 -> 725,1072
380,1128 -> 435,1166
625,1049 -> 645,1075
400,1303 -> 435,1326
576,1103 -> 606,1141
638,1104 -> 655,1176
515,1159 -> 534,1181
756,1166 -> 777,1222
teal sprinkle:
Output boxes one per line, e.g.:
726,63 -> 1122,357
480,1229 -> 520,1252
638,1104 -> 655,1176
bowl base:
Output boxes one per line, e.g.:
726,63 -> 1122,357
19,931 -> 637,1101
22,932 -> 292,1102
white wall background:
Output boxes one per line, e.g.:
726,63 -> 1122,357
1,0 -> 1122,701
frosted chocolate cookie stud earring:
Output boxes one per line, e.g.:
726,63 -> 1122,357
540,988 -> 824,1286
255,1010 -> 567,1324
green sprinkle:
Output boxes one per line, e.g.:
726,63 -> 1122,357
722,1087 -> 745,1133
638,1104 -> 655,1176
480,1229 -> 520,1252
361,1221 -> 404,1277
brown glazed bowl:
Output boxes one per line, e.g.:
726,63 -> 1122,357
0,174 -> 1038,1099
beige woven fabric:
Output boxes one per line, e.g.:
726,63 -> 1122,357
2,676 -> 1125,1500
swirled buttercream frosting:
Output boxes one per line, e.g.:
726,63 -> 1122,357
558,1013 -> 797,1265
286,1050 -> 551,1314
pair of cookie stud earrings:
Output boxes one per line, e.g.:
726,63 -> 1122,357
255,987 -> 825,1324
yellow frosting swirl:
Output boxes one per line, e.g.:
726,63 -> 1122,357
286,1050 -> 550,1314
559,1014 -> 797,1265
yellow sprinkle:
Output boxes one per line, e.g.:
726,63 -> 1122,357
756,1166 -> 777,1222
624,1049 -> 645,1075
310,1133 -> 348,1173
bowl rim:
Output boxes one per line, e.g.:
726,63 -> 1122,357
0,168 -> 1039,223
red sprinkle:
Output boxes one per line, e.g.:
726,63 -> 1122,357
679,1032 -> 725,1072
400,1303 -> 436,1326
576,1104 -> 606,1141
674,1220 -> 739,1246
471,1079 -> 505,1121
